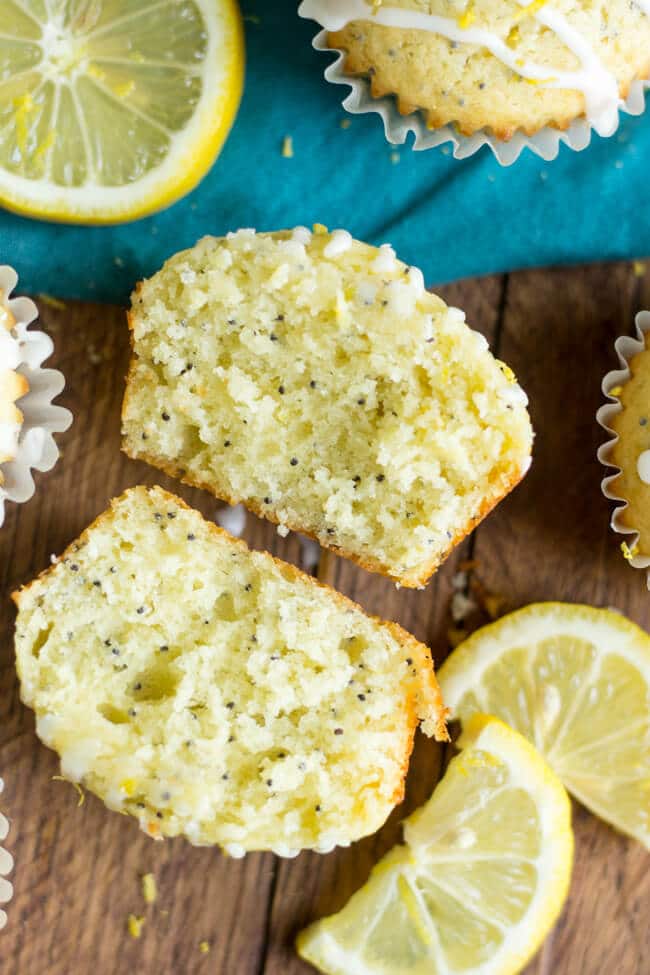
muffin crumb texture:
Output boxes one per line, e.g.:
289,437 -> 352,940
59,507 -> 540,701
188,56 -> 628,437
13,486 -> 446,854
122,228 -> 532,587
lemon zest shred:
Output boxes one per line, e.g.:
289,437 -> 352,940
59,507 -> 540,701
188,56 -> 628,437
128,914 -> 145,939
497,361 -> 517,383
199,940 -> 211,954
52,775 -> 85,807
608,385 -> 623,397
457,2 -> 475,29
621,541 -> 639,562
523,75 -> 557,86
39,294 -> 67,310
142,873 -> 157,905
506,26 -> 520,47
281,135 -> 294,159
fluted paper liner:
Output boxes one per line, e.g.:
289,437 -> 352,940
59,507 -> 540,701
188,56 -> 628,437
0,779 -> 13,930
301,17 -> 649,166
0,266 -> 72,527
597,310 -> 650,585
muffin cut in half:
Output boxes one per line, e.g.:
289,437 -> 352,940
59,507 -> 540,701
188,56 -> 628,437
0,294 -> 28,483
122,227 -> 533,587
302,0 -> 650,139
13,486 -> 447,856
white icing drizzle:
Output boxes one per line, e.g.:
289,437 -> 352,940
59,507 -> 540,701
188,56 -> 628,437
637,449 -> 650,485
371,242 -> 397,273
323,228 -> 353,257
291,225 -> 313,244
300,0 -> 638,135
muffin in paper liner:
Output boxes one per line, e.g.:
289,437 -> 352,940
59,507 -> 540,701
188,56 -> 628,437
299,8 -> 649,166
0,266 -> 72,528
0,779 -> 13,931
597,311 -> 650,584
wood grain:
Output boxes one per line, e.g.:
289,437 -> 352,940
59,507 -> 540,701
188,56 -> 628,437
1,263 -> 649,974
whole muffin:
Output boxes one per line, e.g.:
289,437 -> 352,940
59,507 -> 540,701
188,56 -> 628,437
608,321 -> 650,559
0,292 -> 28,481
302,0 -> 650,139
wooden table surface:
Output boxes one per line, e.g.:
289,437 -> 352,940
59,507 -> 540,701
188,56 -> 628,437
1,261 -> 649,975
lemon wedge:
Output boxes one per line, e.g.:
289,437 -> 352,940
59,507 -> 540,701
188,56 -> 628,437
439,603 -> 650,848
0,0 -> 244,223
297,716 -> 573,975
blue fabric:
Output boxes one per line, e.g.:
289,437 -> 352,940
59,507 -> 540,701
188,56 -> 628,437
1,0 -> 648,303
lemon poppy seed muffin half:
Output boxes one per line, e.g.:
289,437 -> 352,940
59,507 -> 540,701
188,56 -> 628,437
302,0 -> 650,139
122,227 -> 533,588
13,486 -> 447,855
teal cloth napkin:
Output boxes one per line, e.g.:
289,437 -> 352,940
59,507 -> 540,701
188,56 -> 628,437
1,0 -> 648,304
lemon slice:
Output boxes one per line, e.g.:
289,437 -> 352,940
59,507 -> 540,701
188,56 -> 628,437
297,716 -> 573,975
439,603 -> 650,849
0,0 -> 244,223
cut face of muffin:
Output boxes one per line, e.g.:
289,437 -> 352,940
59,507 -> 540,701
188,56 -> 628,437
0,295 -> 28,485
609,329 -> 650,557
302,0 -> 650,139
13,486 -> 448,855
122,227 -> 533,588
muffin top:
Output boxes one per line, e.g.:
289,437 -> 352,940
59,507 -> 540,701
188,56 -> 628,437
302,0 -> 650,138
609,328 -> 650,556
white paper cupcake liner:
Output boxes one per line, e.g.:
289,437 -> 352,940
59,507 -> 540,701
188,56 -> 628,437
597,311 -> 650,584
0,779 -> 13,931
303,20 -> 649,165
0,266 -> 72,528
